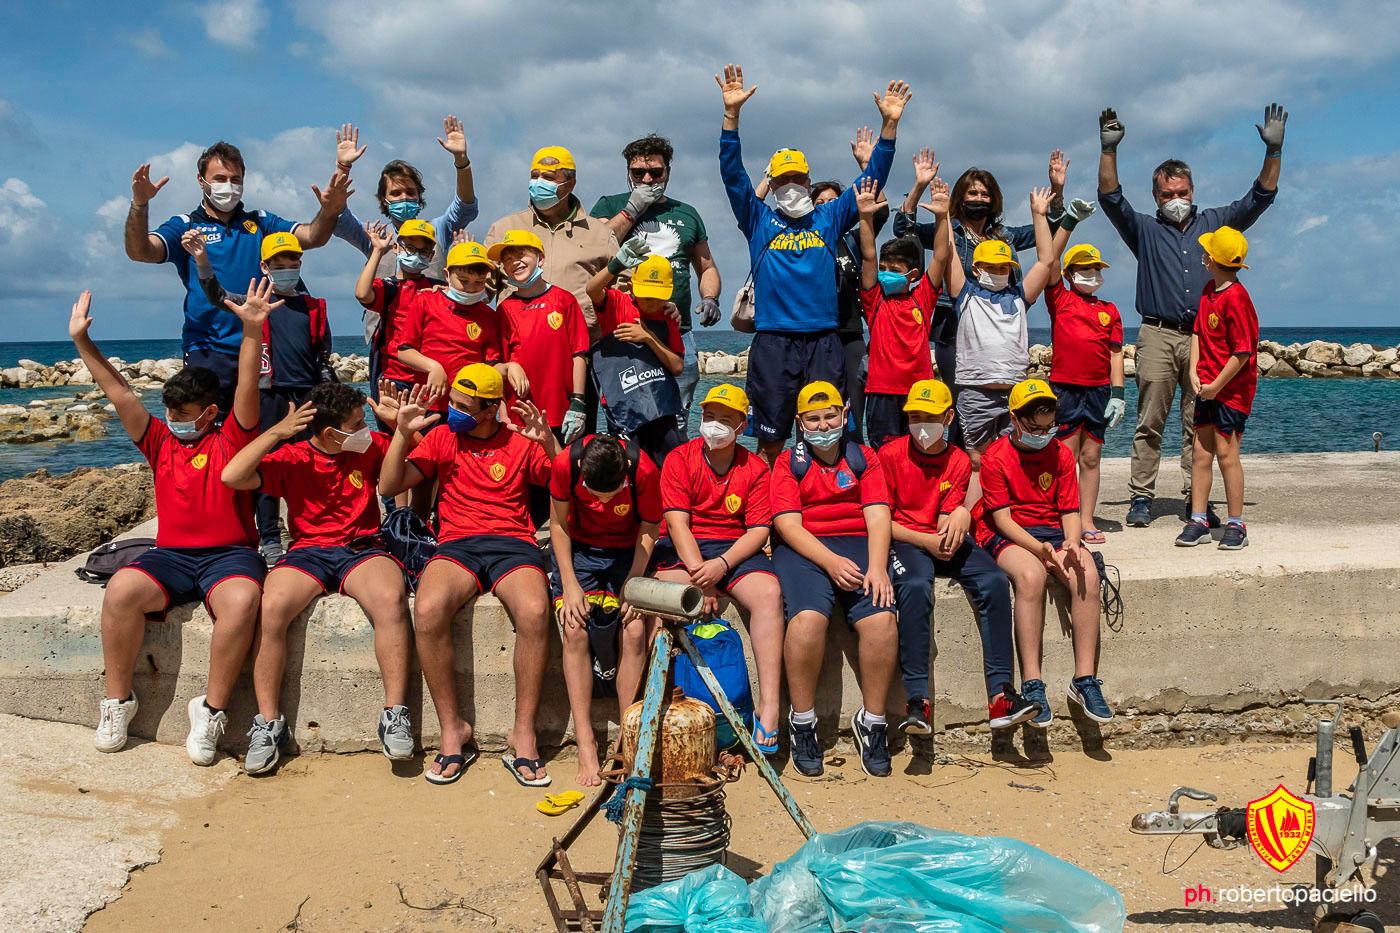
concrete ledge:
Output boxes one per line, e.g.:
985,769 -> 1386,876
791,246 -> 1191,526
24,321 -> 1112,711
4,452 -> 1400,755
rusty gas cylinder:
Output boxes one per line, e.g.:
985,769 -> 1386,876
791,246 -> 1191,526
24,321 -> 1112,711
621,688 -> 716,798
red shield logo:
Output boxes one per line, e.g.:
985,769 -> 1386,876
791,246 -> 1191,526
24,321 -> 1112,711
1246,784 -> 1315,873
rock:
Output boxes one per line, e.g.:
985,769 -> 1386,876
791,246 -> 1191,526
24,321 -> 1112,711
1361,362 -> 1393,377
151,359 -> 182,382
0,404 -> 27,421
1123,344 -> 1136,360
67,366 -> 94,386
0,562 -> 44,592
1,367 -> 33,387
17,359 -> 42,371
1333,365 -> 1364,377
703,352 -> 737,375
1296,359 -> 1340,377
335,363 -> 359,382
27,399 -> 48,409
1123,357 -> 1136,378
1256,351 -> 1277,372
1374,347 -> 1398,365
1277,343 -> 1302,364
1303,341 -> 1344,365
1392,362 -> 1400,374
0,465 -> 154,566
1343,343 -> 1374,366
1265,360 -> 1299,378
1258,339 -> 1284,357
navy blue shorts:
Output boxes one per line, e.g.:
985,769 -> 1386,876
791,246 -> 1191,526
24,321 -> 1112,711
984,524 -> 1066,559
773,535 -> 890,627
864,392 -> 908,450
1052,382 -> 1110,442
745,331 -> 846,445
429,535 -> 547,593
126,545 -> 266,613
1193,398 -> 1249,436
651,538 -> 776,593
550,543 -> 633,598
274,544 -> 402,594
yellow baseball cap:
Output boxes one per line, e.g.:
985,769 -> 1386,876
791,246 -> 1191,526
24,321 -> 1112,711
1008,378 -> 1057,412
630,255 -> 673,300
260,231 -> 302,261
531,145 -> 576,172
972,239 -> 1019,268
487,229 -> 546,262
767,148 -> 810,178
701,383 -> 749,415
446,241 -> 492,269
451,363 -> 504,400
1198,226 -> 1249,269
796,381 -> 844,415
903,379 -> 953,415
397,219 -> 437,244
1062,243 -> 1110,271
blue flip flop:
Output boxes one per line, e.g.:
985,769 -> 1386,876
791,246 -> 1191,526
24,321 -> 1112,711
753,719 -> 780,757
502,753 -> 552,787
425,745 -> 478,785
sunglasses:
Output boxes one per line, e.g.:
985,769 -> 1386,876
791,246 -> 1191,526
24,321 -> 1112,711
629,166 -> 666,181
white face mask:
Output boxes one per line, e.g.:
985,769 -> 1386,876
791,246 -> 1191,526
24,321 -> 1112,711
204,181 -> 243,212
773,183 -> 814,218
1160,197 -> 1191,223
1070,270 -> 1103,294
699,420 -> 736,449
910,422 -> 945,450
976,270 -> 1010,290
334,425 -> 373,454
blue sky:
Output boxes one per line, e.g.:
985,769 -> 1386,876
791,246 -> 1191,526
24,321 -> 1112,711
3,0 -> 1400,342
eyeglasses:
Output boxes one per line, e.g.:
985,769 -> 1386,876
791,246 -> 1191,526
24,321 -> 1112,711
1020,421 -> 1057,436
629,166 -> 666,181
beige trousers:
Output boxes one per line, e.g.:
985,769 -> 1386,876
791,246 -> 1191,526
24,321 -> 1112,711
1128,323 -> 1195,498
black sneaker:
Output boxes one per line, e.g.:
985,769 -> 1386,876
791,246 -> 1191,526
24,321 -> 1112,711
1181,497 -> 1221,527
1175,521 -> 1212,547
789,714 -> 823,777
900,697 -> 933,735
1126,496 -> 1152,527
988,685 -> 1040,730
850,708 -> 892,777
1218,523 -> 1248,550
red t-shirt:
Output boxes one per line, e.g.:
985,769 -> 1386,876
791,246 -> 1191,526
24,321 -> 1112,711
499,285 -> 590,428
860,276 -> 939,394
977,434 -> 1079,532
877,436 -> 972,535
547,435 -> 663,549
138,415 -> 258,548
597,288 -> 685,355
368,276 -> 435,383
259,432 -> 389,549
399,290 -> 504,411
1044,280 -> 1123,386
1194,281 -> 1259,414
406,424 -> 552,542
660,437 -> 773,540
770,444 -> 889,537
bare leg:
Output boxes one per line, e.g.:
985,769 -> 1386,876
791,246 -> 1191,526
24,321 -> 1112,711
1048,557 -> 1100,678
852,611 -> 898,718
1076,435 -> 1104,532
1189,426 -> 1217,515
342,557 -> 412,708
615,613 -> 660,715
412,559 -> 477,780
495,568 -> 552,783
100,569 -> 167,699
559,617 -> 601,787
783,610 -> 829,714
1216,430 -> 1245,519
728,572 -> 785,735
996,546 -> 1049,682
253,568 -> 322,720
204,578 -> 262,710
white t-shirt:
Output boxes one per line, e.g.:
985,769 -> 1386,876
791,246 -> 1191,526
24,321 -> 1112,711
954,281 -> 1029,385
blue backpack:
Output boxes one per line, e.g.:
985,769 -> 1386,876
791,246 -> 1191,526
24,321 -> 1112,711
674,620 -> 754,750
379,506 -> 437,592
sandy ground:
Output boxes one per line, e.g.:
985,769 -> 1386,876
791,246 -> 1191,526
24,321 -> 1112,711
0,723 -> 1364,932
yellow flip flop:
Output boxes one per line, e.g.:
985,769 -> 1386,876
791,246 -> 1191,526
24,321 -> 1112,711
535,790 -> 585,816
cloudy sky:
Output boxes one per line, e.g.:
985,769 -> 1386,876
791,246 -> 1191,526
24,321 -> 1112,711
3,0 -> 1400,342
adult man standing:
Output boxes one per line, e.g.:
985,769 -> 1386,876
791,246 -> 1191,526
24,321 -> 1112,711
591,134 -> 723,425
125,142 -> 348,404
1097,103 -> 1285,526
715,63 -> 910,464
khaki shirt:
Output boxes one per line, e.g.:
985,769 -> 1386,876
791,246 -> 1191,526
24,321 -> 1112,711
485,196 -> 619,335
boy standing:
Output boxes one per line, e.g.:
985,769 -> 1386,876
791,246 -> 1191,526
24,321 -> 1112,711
1176,227 -> 1258,550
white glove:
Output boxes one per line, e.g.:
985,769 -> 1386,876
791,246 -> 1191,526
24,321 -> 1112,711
560,408 -> 586,443
1104,396 -> 1125,429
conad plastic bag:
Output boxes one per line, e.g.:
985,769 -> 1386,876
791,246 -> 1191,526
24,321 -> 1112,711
626,821 -> 1125,933
624,863 -> 764,932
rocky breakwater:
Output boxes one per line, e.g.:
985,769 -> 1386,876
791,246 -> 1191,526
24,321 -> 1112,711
0,394 -> 112,444
1023,340 -> 1400,381
696,348 -> 750,376
0,353 -> 374,390
0,463 -> 154,567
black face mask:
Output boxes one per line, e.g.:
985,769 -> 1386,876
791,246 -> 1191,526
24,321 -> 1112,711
962,201 -> 993,220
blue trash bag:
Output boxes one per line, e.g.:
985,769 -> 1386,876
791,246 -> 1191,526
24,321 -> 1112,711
624,864 -> 764,932
673,620 -> 753,749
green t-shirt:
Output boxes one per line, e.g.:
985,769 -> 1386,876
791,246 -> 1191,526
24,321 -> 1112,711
590,194 -> 708,332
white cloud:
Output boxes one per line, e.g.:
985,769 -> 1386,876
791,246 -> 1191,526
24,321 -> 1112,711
1294,215 -> 1328,235
96,196 -> 128,225
127,27 -> 170,58
198,0 -> 267,50
0,178 -> 46,238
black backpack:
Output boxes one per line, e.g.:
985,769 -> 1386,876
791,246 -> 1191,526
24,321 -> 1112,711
379,506 -> 437,591
567,435 -> 643,523
787,438 -> 869,482
75,538 -> 156,585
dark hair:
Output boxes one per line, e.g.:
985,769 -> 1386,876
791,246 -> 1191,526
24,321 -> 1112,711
308,382 -> 367,435
1152,159 -> 1193,195
878,236 -> 921,270
162,366 -> 221,409
197,141 -> 245,177
950,167 -> 1004,227
622,134 -> 674,167
377,160 -> 426,214
1016,398 -> 1057,420
810,180 -> 844,201
580,435 -> 627,491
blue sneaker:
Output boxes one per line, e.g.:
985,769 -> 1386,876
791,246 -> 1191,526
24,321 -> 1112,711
1068,676 -> 1115,723
789,714 -> 823,777
1218,523 -> 1248,550
1175,521 -> 1211,547
1126,496 -> 1152,527
850,709 -> 892,777
1020,679 -> 1052,728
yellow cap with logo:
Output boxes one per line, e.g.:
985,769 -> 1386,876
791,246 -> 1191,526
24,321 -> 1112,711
260,231 -> 302,261
531,145 -> 576,172
903,379 -> 953,415
796,381 -> 844,415
700,383 -> 748,415
452,363 -> 504,400
487,229 -> 546,262
1008,378 -> 1057,412
972,239 -> 1019,268
446,241 -> 493,269
1198,226 -> 1249,269
630,255 -> 673,300
397,219 -> 437,243
1062,243 -> 1110,271
767,148 -> 810,178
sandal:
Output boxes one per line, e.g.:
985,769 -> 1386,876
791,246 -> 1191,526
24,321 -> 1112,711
1081,529 -> 1106,545
424,745 -> 478,785
752,719 -> 780,757
502,753 -> 552,787
536,790 -> 585,816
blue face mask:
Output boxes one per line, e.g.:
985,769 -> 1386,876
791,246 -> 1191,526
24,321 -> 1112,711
803,426 -> 844,449
446,404 -> 481,434
1017,427 -> 1054,450
877,270 -> 910,295
514,265 -> 544,289
397,250 -> 429,273
528,178 -> 561,209
386,199 -> 421,222
167,407 -> 212,441
445,286 -> 485,305
266,267 -> 301,293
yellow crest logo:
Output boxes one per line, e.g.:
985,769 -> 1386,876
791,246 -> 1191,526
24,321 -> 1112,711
1247,785 -> 1315,873
1037,472 -> 1053,491
920,389 -> 931,399
724,494 -> 742,514
1098,311 -> 1111,326
912,306 -> 924,325
243,220 -> 257,234
547,311 -> 564,330
489,463 -> 506,482
613,503 -> 631,517
939,480 -> 952,492
466,321 -> 481,340
348,470 -> 364,490
190,453 -> 208,470
1208,312 -> 1221,330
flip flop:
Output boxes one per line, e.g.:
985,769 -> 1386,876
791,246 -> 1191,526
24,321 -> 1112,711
1081,529 -> 1107,545
424,745 -> 478,785
502,753 -> 552,787
536,790 -> 585,816
752,719 -> 780,756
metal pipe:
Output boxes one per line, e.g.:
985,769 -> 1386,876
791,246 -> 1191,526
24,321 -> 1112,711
620,578 -> 703,620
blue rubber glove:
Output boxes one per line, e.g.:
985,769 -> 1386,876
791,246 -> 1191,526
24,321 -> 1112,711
1104,396 -> 1125,429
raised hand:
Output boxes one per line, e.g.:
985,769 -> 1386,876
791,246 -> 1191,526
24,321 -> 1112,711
614,236 -> 649,270
1099,108 -> 1125,152
911,147 -> 939,187
850,125 -> 875,168
1256,102 -> 1287,150
365,221 -> 394,252
452,228 -> 472,245
69,290 -> 94,341
437,114 -> 469,161
854,176 -> 881,216
1028,186 -> 1053,217
397,384 -> 440,434
336,123 -> 366,167
507,399 -> 551,445
368,379 -> 404,425
714,63 -> 757,116
873,80 -> 912,123
925,176 -> 951,216
273,400 -> 317,440
224,277 -> 286,325
1048,149 -> 1069,188
131,163 -> 170,206
311,171 -> 354,215
180,229 -> 207,260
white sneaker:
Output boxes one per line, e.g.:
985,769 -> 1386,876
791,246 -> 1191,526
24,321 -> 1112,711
186,694 -> 227,766
94,692 -> 139,752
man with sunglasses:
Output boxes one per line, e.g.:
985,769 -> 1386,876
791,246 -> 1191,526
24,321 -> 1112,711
592,135 -> 723,424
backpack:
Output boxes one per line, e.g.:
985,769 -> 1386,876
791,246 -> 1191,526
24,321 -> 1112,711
75,538 -> 156,585
567,435 -> 643,523
787,438 -> 869,482
379,506 -> 437,591
674,620 -> 754,750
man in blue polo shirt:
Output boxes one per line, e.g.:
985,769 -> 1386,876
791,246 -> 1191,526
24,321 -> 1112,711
1097,103 -> 1285,527
124,140 -> 348,405
715,63 -> 910,464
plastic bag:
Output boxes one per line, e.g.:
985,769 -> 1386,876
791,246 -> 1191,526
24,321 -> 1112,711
625,864 -> 764,932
